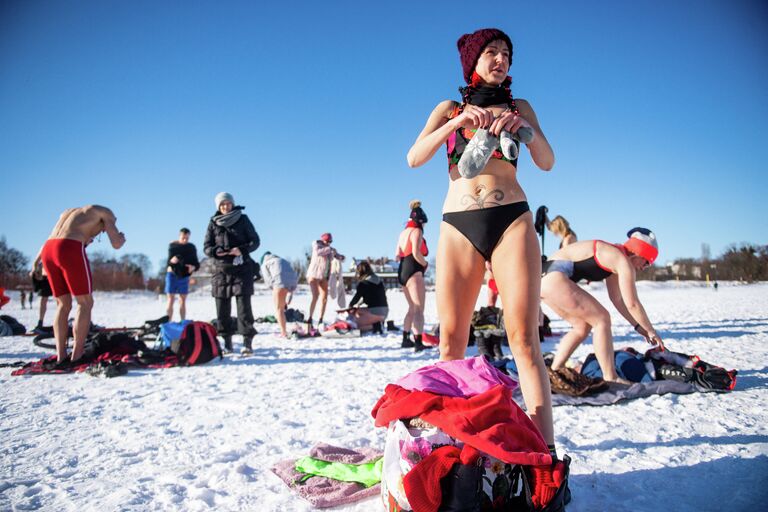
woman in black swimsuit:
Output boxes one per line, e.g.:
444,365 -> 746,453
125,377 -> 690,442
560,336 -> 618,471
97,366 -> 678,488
395,200 -> 430,351
407,29 -> 556,449
540,228 -> 666,382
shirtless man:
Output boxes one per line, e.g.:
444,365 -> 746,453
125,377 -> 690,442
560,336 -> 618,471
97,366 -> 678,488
31,205 -> 126,363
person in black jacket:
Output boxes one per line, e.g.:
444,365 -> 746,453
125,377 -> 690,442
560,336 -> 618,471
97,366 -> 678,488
165,227 -> 200,321
347,261 -> 389,334
204,192 -> 260,354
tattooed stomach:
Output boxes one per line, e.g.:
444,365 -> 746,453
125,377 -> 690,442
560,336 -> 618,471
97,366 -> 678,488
444,162 -> 527,212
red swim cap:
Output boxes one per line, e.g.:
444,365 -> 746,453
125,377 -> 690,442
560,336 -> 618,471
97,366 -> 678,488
624,227 -> 658,264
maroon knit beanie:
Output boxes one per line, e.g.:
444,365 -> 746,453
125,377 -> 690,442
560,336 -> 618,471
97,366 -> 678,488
457,28 -> 513,84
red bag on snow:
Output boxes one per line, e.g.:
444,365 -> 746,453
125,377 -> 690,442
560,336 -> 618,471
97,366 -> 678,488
177,321 -> 222,366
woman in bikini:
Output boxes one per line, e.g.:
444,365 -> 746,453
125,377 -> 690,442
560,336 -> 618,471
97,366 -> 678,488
407,28 -> 556,452
541,227 -> 665,382
395,200 -> 430,352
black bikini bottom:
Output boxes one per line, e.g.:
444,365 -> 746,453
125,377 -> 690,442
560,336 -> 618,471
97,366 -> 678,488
442,201 -> 530,261
398,255 -> 426,286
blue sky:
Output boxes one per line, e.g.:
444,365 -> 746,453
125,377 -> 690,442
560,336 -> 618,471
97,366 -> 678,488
1,0 -> 766,274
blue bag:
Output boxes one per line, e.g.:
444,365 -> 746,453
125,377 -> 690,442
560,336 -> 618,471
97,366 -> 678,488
159,320 -> 192,349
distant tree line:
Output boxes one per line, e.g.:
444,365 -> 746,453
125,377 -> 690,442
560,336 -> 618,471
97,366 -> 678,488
637,243 -> 768,282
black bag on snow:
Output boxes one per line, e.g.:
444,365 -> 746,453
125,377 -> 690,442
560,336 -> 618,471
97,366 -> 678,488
0,315 -> 26,336
177,321 -> 222,366
83,332 -> 148,359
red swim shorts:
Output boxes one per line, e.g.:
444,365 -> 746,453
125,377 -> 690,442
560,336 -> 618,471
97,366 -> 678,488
488,278 -> 498,294
40,239 -> 93,297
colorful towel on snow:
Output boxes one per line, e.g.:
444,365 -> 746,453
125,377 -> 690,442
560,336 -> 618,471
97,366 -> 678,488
271,442 -> 383,508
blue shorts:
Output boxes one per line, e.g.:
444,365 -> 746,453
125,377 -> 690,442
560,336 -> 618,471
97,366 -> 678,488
165,272 -> 190,295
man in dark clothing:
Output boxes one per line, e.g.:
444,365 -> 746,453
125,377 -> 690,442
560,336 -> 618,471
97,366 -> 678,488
165,228 -> 200,321
204,192 -> 260,354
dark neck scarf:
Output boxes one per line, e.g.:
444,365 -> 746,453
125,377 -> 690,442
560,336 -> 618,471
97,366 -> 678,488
459,75 -> 514,108
213,208 -> 242,228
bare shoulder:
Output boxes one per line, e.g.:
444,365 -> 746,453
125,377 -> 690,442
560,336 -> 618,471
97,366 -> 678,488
514,98 -> 535,114
433,99 -> 459,118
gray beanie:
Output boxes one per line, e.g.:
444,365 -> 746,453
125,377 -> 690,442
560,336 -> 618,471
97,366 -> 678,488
215,192 -> 234,207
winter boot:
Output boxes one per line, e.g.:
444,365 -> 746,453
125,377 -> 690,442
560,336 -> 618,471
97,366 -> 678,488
386,320 -> 399,332
241,337 -> 253,356
401,331 -> 415,348
414,334 -> 432,353
222,336 -> 233,354
476,334 -> 494,361
372,321 -> 383,335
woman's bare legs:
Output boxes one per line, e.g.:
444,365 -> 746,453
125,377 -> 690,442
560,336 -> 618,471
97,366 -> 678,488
491,212 -> 553,445
541,273 -> 622,382
351,308 -> 385,330
402,285 -> 414,333
436,222 -> 486,360
404,272 -> 425,335
317,280 -> 329,323
273,287 -> 289,337
308,278 -> 328,324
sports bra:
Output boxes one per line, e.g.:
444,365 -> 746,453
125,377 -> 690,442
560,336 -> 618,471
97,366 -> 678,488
570,240 -> 614,283
446,103 -> 519,174
397,228 -> 428,258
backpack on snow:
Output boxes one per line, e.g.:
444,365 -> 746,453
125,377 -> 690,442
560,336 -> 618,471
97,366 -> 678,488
177,321 -> 222,366
0,315 -> 26,336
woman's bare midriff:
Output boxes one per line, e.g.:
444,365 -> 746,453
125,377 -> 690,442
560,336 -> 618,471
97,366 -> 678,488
442,159 -> 527,213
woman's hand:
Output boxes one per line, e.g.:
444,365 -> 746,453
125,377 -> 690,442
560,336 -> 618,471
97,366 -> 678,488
230,247 -> 242,256
170,256 -> 179,264
451,104 -> 495,130
490,110 -> 534,139
647,333 -> 665,351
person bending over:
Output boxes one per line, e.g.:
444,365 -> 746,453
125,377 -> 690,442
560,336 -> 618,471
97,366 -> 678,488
540,227 -> 665,383
31,205 -> 126,363
261,251 -> 299,338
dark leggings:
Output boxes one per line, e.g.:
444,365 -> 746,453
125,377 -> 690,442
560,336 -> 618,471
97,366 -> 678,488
215,296 -> 256,339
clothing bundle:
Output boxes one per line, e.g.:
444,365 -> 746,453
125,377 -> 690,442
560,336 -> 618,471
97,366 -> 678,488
271,442 -> 383,508
373,356 -> 570,512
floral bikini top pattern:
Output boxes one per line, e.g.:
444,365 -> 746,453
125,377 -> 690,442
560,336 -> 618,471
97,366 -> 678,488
446,103 -> 519,174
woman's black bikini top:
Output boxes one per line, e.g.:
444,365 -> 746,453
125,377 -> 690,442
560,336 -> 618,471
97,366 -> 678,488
570,240 -> 614,283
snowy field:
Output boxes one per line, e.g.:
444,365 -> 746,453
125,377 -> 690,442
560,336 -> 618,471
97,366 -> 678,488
1,281 -> 767,511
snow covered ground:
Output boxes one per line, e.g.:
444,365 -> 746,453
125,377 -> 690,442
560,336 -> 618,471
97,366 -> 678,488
1,281 -> 767,511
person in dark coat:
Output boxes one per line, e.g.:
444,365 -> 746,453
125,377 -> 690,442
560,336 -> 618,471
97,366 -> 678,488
204,192 -> 260,354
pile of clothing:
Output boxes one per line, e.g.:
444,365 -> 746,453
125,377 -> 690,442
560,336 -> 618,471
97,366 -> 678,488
372,356 -> 570,512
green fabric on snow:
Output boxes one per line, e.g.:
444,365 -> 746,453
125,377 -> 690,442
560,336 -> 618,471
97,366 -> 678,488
294,456 -> 383,487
